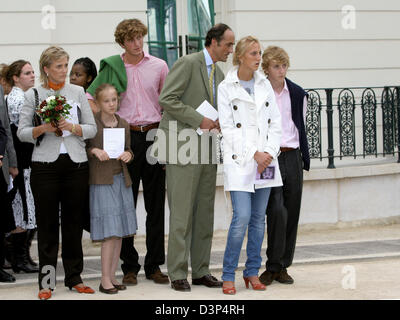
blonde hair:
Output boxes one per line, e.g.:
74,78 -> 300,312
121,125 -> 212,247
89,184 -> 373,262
261,46 -> 290,75
39,46 -> 69,86
94,83 -> 120,110
232,36 -> 260,66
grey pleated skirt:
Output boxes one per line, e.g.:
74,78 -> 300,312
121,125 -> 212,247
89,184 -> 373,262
90,173 -> 137,242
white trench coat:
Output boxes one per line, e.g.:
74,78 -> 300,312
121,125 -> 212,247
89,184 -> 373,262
218,67 -> 283,192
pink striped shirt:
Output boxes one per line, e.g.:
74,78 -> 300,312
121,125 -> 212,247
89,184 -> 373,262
87,52 -> 168,125
274,80 -> 307,148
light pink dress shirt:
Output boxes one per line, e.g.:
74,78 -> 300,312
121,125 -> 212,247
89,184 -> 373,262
87,52 -> 168,126
274,80 -> 307,148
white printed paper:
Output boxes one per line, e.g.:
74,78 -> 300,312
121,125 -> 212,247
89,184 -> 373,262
196,100 -> 219,135
103,128 -> 125,159
62,101 -> 80,137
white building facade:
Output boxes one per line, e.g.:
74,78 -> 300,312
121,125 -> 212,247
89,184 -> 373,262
1,0 -> 399,233
1,0 -> 399,88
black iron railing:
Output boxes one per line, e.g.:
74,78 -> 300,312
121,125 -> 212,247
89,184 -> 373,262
305,86 -> 400,168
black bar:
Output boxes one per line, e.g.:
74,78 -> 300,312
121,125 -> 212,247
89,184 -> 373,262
179,35 -> 183,57
397,87 -> 400,163
325,89 -> 335,168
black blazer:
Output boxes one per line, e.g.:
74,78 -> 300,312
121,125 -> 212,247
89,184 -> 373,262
0,118 -> 6,156
0,85 -> 17,183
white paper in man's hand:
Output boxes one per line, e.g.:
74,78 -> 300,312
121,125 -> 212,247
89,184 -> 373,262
196,100 -> 219,135
103,128 -> 125,159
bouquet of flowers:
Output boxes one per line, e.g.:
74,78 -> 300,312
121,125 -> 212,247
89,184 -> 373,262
37,95 -> 72,136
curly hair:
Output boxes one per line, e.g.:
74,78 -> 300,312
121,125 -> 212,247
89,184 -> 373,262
261,46 -> 290,75
114,19 -> 148,46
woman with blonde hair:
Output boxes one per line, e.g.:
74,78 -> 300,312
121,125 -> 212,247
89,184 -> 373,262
17,46 -> 97,299
218,36 -> 282,294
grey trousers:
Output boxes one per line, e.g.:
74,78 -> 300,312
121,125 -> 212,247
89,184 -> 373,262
265,148 -> 304,273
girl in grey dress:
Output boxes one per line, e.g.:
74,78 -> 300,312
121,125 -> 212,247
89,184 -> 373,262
87,83 -> 137,294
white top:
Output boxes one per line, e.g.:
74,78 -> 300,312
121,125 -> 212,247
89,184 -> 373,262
7,86 -> 25,126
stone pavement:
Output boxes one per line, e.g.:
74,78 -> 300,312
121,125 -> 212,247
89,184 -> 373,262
1,222 -> 400,300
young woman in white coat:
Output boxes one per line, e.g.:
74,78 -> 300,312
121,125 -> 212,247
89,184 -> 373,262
218,36 -> 282,295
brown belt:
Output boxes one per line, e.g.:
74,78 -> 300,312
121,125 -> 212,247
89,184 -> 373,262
280,147 -> 296,152
130,122 -> 159,132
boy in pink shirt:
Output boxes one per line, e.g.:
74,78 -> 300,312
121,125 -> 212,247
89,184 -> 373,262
259,46 -> 310,286
87,19 -> 169,286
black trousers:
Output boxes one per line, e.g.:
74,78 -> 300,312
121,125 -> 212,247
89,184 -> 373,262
266,148 -> 303,273
120,130 -> 166,276
9,124 -> 34,223
0,172 -> 16,234
30,154 -> 89,289
0,173 -> 15,266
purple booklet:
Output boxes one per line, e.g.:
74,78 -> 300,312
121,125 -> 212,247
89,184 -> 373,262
256,166 -> 275,181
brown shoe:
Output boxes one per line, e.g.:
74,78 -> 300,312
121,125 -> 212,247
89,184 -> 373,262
122,272 -> 138,286
171,279 -> 191,292
146,269 -> 169,284
276,269 -> 294,284
259,270 -> 279,286
192,274 -> 222,288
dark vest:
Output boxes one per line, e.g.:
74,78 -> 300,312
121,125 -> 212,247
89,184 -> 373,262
285,78 -> 310,171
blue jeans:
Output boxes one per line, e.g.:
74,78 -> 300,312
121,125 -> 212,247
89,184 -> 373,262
222,188 -> 271,282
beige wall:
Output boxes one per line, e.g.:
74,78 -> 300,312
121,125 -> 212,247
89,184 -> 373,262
1,0 -> 399,89
0,0 -> 148,81
216,0 -> 400,88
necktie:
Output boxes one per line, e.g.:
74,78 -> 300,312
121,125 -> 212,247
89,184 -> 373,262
209,63 -> 216,106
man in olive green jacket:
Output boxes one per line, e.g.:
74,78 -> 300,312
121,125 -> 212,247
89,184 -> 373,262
152,24 -> 235,291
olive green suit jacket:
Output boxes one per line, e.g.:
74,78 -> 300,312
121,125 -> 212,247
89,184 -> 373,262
152,51 -> 224,165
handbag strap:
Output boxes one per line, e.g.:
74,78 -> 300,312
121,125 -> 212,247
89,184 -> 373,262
32,88 -> 43,147
33,88 -> 39,107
